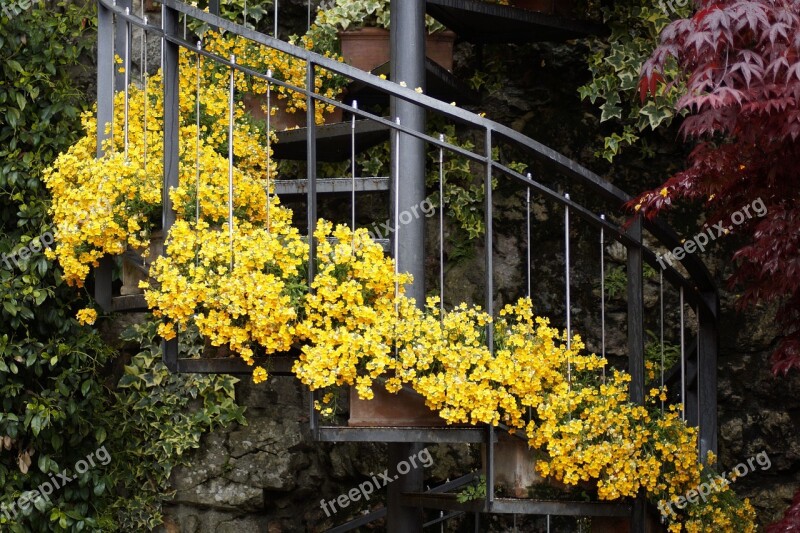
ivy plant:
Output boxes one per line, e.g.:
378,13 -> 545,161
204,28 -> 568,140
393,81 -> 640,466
0,3 -> 246,531
578,1 -> 693,161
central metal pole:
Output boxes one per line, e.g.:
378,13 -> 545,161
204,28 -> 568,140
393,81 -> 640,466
390,0 -> 427,298
388,1 -> 426,531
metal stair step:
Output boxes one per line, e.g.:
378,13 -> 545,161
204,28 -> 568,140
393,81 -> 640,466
274,176 -> 390,195
425,0 -> 607,43
272,119 -> 389,161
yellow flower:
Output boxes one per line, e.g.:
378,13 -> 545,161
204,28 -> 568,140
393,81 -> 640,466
253,366 -> 268,384
76,308 -> 97,326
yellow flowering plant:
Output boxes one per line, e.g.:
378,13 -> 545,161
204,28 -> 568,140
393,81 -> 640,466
202,30 -> 348,126
293,291 -> 756,531
44,31 -> 274,287
293,221 -> 414,397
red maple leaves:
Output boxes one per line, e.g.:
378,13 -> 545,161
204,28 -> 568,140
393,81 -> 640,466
632,0 -> 800,374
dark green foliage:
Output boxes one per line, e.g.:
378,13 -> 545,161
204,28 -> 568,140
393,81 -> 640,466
0,3 -> 246,531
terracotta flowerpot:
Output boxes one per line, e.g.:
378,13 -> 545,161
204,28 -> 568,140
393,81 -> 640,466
339,27 -> 457,73
482,434 -> 546,498
120,230 -> 163,296
348,382 -> 446,427
243,93 -> 344,130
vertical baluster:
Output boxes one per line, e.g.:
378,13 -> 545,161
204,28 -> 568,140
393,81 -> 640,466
244,0 -> 248,27
564,193 -> 572,386
439,134 -> 445,315
680,285 -> 686,421
305,59 -> 317,287
228,55 -> 236,270
266,69 -> 272,230
141,22 -> 151,270
195,41 -> 202,224
600,214 -> 606,383
394,118 -> 401,311
484,128 -> 494,510
394,118 -> 401,360
140,2 -> 145,81
307,0 -> 311,31
142,20 -> 149,174
124,7 -> 131,161
660,268 -> 665,413
351,101 -> 358,250
274,0 -> 279,38
526,176 -> 531,300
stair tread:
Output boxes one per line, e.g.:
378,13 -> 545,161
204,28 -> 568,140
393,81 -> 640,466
272,119 -> 389,162
274,176 -> 390,195
426,0 -> 607,44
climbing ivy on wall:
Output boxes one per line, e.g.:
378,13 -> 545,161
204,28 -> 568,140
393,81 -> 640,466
0,3 -> 245,531
578,0 -> 693,161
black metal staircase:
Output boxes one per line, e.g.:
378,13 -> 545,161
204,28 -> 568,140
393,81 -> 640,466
93,1 -> 718,531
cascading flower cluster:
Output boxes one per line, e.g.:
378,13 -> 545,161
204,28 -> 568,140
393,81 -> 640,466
44,32 -> 274,287
295,290 -> 755,531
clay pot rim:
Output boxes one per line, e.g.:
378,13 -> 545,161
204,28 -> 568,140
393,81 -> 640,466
337,27 -> 456,38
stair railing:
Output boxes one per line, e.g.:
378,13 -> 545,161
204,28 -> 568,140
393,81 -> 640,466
94,0 -> 719,523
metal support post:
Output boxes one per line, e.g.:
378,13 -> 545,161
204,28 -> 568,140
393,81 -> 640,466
161,2 -> 181,371
626,216 -> 646,531
94,0 -> 115,312
388,0 -> 426,531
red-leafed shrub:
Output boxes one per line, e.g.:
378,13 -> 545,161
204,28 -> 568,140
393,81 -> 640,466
634,0 -> 800,374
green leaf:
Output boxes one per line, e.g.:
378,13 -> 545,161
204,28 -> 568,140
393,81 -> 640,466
3,301 -> 18,316
31,415 -> 43,435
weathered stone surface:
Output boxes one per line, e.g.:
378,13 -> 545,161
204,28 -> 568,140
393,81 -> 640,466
173,477 -> 263,511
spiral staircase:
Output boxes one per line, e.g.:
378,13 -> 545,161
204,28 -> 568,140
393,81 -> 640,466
93,0 -> 719,530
